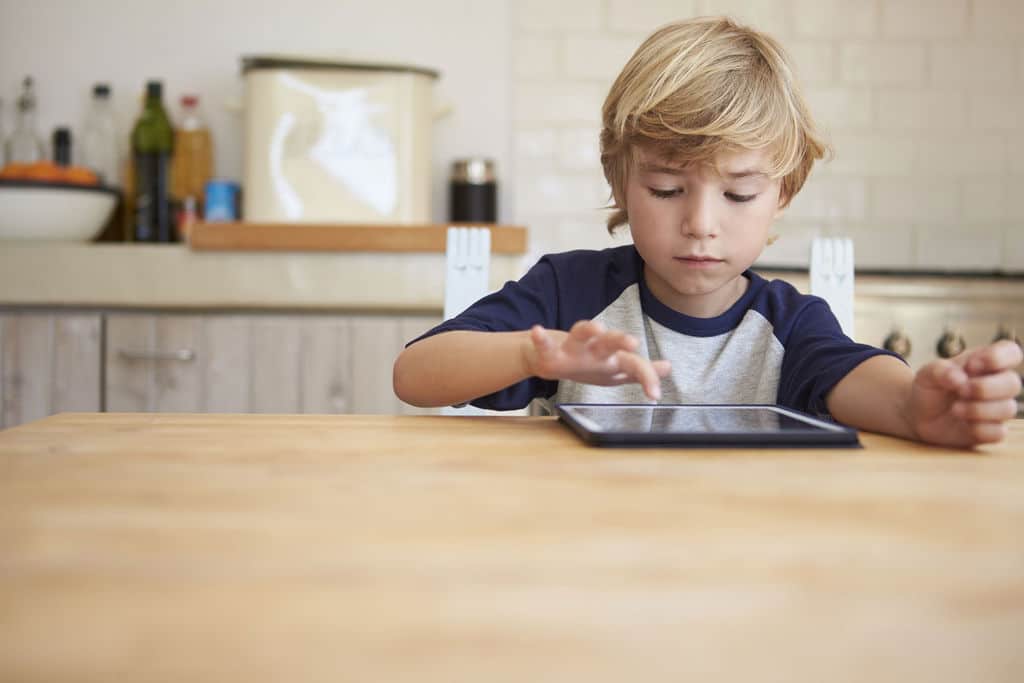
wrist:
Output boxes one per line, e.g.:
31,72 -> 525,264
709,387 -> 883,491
519,330 -> 538,378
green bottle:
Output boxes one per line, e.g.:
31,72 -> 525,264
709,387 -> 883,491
131,80 -> 175,242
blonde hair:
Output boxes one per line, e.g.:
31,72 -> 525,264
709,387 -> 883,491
600,16 -> 830,233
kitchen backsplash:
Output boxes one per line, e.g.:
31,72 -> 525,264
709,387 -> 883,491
1,0 -> 1021,273
510,0 -> 1024,272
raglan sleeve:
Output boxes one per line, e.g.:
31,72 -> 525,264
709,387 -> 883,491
777,299 -> 905,418
404,256 -> 562,410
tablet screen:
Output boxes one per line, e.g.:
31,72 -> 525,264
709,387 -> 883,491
556,404 -> 859,447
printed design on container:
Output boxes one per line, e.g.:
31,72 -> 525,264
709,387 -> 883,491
270,73 -> 397,219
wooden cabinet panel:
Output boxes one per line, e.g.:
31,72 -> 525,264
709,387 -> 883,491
300,317 -> 352,415
104,312 -> 437,416
0,313 -> 101,428
247,316 -> 303,414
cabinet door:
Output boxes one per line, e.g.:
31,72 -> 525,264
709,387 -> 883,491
0,312 -> 102,428
105,312 -> 440,416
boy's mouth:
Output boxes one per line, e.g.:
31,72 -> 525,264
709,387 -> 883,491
676,255 -> 723,263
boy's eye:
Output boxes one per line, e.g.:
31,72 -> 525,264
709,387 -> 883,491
648,187 -> 680,199
726,192 -> 757,203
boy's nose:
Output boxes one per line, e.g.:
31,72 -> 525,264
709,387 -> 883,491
681,194 -> 717,239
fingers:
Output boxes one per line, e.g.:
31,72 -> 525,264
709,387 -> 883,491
952,398 -> 1020,421
916,359 -> 969,392
956,369 -> 1022,401
961,340 -> 1024,375
613,350 -> 664,400
960,421 -> 1009,445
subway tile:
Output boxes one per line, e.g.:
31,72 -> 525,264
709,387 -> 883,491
870,178 -> 959,223
608,0 -> 698,33
972,0 -> 1024,39
881,0 -> 968,38
791,0 -> 877,39
515,0 -> 602,32
1006,176 -> 1024,219
962,179 -> 1007,222
840,43 -> 926,84
514,171 -> 613,217
805,87 -> 873,130
827,134 -> 915,176
785,175 -> 867,221
564,36 -> 640,80
787,42 -> 838,85
556,217 -> 623,252
514,83 -> 606,124
1011,139 -> 1024,175
914,223 -> 1003,271
1003,222 -> 1024,272
928,44 -> 1017,85
754,221 -> 822,268
874,89 -> 966,130
515,37 -> 560,78
841,223 -> 916,270
557,127 -> 602,170
514,128 -> 558,166
913,136 -> 1006,176
696,0 -> 791,37
967,93 -> 1024,131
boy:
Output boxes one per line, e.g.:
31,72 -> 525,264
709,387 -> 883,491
394,16 -> 1021,448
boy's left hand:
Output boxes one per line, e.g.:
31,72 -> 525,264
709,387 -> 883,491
907,340 -> 1022,447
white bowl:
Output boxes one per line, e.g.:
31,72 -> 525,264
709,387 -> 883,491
0,180 -> 120,241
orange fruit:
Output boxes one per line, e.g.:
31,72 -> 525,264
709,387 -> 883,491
62,165 -> 100,186
0,162 -> 31,180
24,160 -> 63,183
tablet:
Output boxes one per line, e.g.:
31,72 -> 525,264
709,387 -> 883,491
556,403 -> 860,448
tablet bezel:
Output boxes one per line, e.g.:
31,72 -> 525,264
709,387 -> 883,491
555,403 -> 861,448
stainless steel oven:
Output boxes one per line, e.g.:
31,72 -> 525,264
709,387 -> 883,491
763,270 -> 1024,417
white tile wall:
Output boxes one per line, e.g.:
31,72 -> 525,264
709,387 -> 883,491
880,0 -> 968,38
510,0 -> 1024,272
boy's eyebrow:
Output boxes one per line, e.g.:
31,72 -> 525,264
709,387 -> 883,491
723,169 -> 768,179
638,162 -> 768,179
638,162 -> 686,174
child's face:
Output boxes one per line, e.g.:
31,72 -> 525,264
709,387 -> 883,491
624,146 -> 785,317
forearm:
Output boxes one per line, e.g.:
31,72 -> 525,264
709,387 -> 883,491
826,355 -> 918,439
393,330 -> 533,407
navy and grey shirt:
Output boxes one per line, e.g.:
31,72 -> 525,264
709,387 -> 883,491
411,245 -> 898,415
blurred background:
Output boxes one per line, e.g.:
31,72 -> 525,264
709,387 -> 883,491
2,0 -> 1020,268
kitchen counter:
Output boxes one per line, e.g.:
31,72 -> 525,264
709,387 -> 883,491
1,412 -> 1022,682
0,243 -> 529,311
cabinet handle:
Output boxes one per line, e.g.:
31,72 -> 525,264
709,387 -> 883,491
117,348 -> 196,362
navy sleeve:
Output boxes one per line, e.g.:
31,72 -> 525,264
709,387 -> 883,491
405,256 -> 563,410
777,298 -> 904,418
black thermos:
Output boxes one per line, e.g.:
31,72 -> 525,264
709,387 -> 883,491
449,158 -> 497,222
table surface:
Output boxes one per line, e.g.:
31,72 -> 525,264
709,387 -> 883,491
1,413 -> 1022,682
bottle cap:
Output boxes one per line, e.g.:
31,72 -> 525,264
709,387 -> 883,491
16,76 -> 36,112
181,94 -> 199,107
145,81 -> 163,99
451,158 -> 496,185
93,83 -> 111,98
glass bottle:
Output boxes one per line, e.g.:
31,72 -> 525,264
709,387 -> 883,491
52,127 -> 72,166
81,83 -> 120,186
4,77 -> 45,164
131,80 -> 175,242
170,94 -> 213,216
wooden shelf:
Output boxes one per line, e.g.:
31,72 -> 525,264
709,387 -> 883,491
188,222 -> 528,254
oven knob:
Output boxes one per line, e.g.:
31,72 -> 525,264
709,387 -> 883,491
993,326 -> 1021,348
936,330 -> 966,358
882,330 -> 912,359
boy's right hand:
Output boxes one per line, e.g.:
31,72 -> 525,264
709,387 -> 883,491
523,321 -> 671,400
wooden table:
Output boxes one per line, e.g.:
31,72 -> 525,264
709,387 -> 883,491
1,413 -> 1022,682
